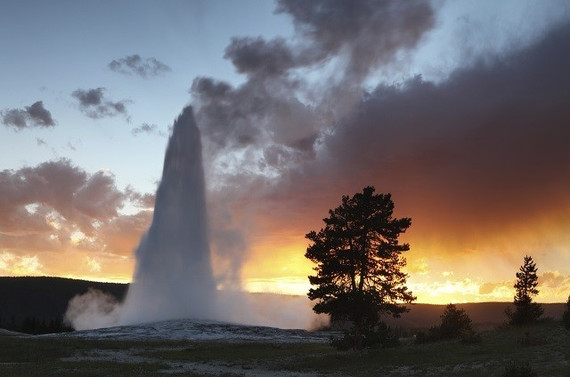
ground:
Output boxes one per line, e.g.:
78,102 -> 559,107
0,321 -> 568,376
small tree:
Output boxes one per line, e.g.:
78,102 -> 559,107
305,186 -> 416,349
439,304 -> 473,339
415,304 -> 474,343
562,295 -> 570,330
506,255 -> 543,325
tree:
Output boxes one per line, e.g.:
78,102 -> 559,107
415,304 -> 475,343
562,295 -> 570,330
505,255 -> 543,325
439,304 -> 473,339
305,186 -> 415,349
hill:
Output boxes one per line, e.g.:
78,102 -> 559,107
385,302 -> 566,330
0,276 -> 566,334
0,276 -> 127,333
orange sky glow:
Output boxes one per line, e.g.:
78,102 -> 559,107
2,203 -> 568,305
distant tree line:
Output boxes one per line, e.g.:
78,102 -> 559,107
0,314 -> 72,334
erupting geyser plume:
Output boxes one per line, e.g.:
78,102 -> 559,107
120,106 -> 217,324
65,105 -> 324,330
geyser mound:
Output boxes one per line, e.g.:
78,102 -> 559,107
120,106 -> 217,325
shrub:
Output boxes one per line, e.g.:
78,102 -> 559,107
331,322 -> 399,350
414,305 -> 478,344
460,329 -> 482,344
414,325 -> 442,344
503,361 -> 537,377
517,331 -> 547,347
439,304 -> 473,339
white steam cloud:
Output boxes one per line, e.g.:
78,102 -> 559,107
64,288 -> 121,330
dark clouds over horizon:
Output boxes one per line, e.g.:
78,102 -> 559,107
313,21 -> 570,236
190,1 -> 570,280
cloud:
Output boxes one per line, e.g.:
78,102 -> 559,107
72,88 -> 129,119
224,37 -> 298,78
478,281 -> 512,296
0,159 -> 152,261
0,159 -> 121,235
131,123 -> 166,137
191,76 -> 318,166
406,257 -> 430,275
478,272 -> 570,301
97,211 -> 152,256
192,0 -> 434,165
108,54 -> 171,78
0,251 -> 44,275
316,22 -> 570,237
540,271 -> 570,290
213,20 -> 570,245
126,187 -> 155,209
277,0 -> 435,83
1,101 -> 55,130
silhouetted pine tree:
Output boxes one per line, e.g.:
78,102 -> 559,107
305,186 -> 415,350
439,304 -> 473,339
506,255 -> 543,325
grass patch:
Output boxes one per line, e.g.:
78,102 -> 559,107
0,361 -> 171,377
0,321 -> 568,376
143,341 -> 328,362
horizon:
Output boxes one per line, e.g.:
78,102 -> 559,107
1,0 -> 570,306
1,275 -> 567,306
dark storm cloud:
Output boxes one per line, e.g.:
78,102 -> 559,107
108,54 -> 171,78
276,21 -> 570,238
1,101 -> 55,130
224,37 -> 298,78
72,88 -> 129,119
277,0 -> 434,82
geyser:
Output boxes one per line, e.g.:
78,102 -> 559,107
120,106 -> 217,324
65,105 -> 325,331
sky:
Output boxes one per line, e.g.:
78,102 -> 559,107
1,0 -> 570,304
